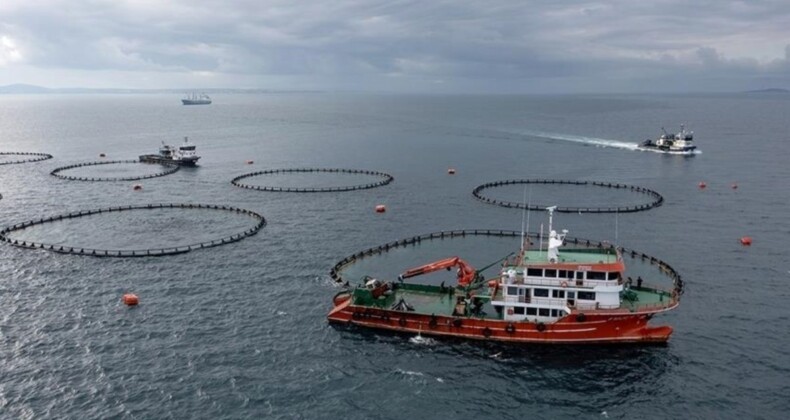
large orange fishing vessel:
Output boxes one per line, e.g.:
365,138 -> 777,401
328,208 -> 680,344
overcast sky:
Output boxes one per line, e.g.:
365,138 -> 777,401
1,0 -> 788,93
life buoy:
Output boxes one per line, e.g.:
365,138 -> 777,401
576,313 -> 586,323
560,281 -> 568,288
452,318 -> 462,328
483,327 -> 492,338
507,308 -> 514,315
505,323 -> 516,334
536,322 -> 546,332
398,317 -> 407,327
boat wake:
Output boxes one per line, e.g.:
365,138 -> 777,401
517,129 -> 702,155
519,129 -> 640,151
408,333 -> 437,346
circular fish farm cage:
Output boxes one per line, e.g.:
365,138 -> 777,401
0,152 -> 53,165
231,168 -> 394,192
472,179 -> 664,213
0,203 -> 267,257
50,160 -> 180,181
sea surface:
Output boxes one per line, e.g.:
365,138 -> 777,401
1,92 -> 789,419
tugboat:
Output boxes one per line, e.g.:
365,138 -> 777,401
639,125 -> 697,154
139,137 -> 200,166
182,93 -> 212,105
328,207 -> 680,344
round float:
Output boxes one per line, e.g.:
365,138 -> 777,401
231,168 -> 394,193
0,152 -> 53,165
472,179 -> 664,213
50,160 -> 180,182
0,203 -> 266,257
329,229 -> 684,298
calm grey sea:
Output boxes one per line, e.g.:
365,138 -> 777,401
1,92 -> 788,419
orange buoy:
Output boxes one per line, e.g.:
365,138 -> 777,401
246,160 -> 254,165
731,183 -> 738,189
132,184 -> 143,191
99,153 -> 106,158
375,204 -> 386,213
740,237 -> 752,246
122,293 -> 139,306
448,168 -> 456,175
698,182 -> 707,189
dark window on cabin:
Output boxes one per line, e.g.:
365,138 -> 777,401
576,271 -> 584,279
507,286 -> 518,296
534,288 -> 549,297
551,309 -> 559,317
544,269 -> 557,278
514,306 -> 525,315
578,291 -> 596,300
526,307 -> 537,315
567,291 -> 575,299
552,290 -> 565,298
538,308 -> 550,316
527,268 -> 542,277
559,270 -> 568,278
608,272 -> 621,280
587,271 -> 607,280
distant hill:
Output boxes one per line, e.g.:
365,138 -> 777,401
0,84 -> 53,94
745,88 -> 789,94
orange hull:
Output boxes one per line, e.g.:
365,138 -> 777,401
328,300 -> 672,344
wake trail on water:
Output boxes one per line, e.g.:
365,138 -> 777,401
517,129 -> 640,151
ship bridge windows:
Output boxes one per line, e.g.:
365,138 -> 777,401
552,290 -> 565,298
558,270 -> 570,278
514,307 -> 525,315
576,271 -> 584,279
587,271 -> 607,280
534,288 -> 549,297
527,268 -> 542,277
538,308 -> 550,316
578,291 -> 596,300
544,269 -> 557,278
507,286 -> 519,296
607,272 -> 621,281
526,307 -> 537,316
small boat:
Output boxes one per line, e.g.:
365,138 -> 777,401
328,207 -> 680,344
639,125 -> 697,154
182,93 -> 211,105
139,137 -> 200,166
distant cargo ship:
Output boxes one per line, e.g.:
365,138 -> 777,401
182,93 -> 212,105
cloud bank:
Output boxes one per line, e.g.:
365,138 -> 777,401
1,0 -> 788,92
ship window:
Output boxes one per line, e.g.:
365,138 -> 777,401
514,306 -> 525,315
544,269 -> 557,278
527,268 -> 542,277
578,291 -> 596,300
507,286 -> 518,296
526,307 -> 537,315
534,288 -> 549,297
558,270 -> 568,278
538,308 -> 550,316
551,309 -> 559,317
587,271 -> 606,280
552,290 -> 565,298
567,291 -> 575,299
576,271 -> 584,279
609,272 -> 622,280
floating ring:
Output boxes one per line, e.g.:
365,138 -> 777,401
329,230 -> 684,303
536,322 -> 546,332
472,179 -> 664,213
231,168 -> 394,193
505,323 -> 516,334
483,327 -> 492,338
50,160 -> 180,182
0,152 -> 53,165
0,203 -> 266,257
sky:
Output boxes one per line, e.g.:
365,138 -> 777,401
1,0 -> 789,93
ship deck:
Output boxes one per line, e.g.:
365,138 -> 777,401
520,249 -> 619,265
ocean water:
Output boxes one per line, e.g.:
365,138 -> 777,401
0,92 -> 789,419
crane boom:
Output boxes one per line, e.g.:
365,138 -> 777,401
398,256 -> 477,287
